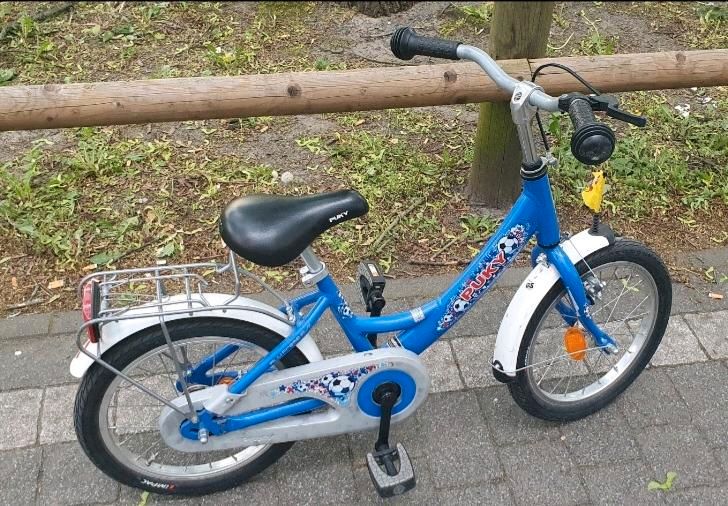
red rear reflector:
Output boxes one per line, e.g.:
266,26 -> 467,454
82,280 -> 101,343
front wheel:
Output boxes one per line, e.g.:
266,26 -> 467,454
74,318 -> 309,496
508,238 -> 671,421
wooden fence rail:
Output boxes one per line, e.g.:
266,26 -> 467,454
0,50 -> 726,131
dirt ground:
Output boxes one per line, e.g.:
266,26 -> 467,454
0,1 -> 726,316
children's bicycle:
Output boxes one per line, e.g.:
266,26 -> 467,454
71,28 -> 671,498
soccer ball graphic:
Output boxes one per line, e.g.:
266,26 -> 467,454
498,236 -> 519,255
328,376 -> 355,398
452,298 -> 469,313
442,313 -> 454,323
320,373 -> 335,386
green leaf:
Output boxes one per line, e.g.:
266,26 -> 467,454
90,252 -> 115,265
138,491 -> 149,506
648,471 -> 677,491
0,68 -> 15,84
156,241 -> 175,258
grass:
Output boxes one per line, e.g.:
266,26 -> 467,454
548,92 -> 728,243
0,1 -> 726,311
439,3 -> 493,37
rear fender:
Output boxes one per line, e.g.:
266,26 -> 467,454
69,293 -> 324,378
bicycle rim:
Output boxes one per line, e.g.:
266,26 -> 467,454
525,260 -> 659,402
98,336 -> 273,480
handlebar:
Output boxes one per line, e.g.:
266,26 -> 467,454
390,27 -> 560,112
566,97 -> 615,165
389,27 -> 647,167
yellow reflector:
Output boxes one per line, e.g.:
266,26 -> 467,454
564,327 -> 587,361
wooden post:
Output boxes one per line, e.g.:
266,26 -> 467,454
468,2 -> 554,208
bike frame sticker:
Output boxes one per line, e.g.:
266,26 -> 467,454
436,225 -> 527,331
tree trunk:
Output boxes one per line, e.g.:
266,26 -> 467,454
467,2 -> 554,208
346,2 -> 417,17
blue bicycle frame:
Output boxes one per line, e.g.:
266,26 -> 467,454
179,170 -> 618,438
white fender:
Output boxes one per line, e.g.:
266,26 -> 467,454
492,229 -> 612,381
69,293 -> 324,378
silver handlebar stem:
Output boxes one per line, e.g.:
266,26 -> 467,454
456,45 -> 560,112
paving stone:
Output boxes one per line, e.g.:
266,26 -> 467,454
436,481 -> 513,505
666,361 -> 728,446
683,311 -> 728,359
580,461 -> 661,506
499,439 -> 589,505
40,384 -> 78,444
662,486 -> 728,505
616,368 -> 691,429
276,435 -> 357,505
417,391 -> 502,488
638,316 -> 708,367
419,340 -> 463,393
200,466 -> 280,505
39,442 -> 119,505
476,387 -> 560,445
0,334 -> 78,390
0,388 -> 43,450
0,447 -> 42,505
353,457 -> 438,505
48,311 -> 83,336
560,402 -> 641,466
118,485 -> 202,506
0,312 -> 50,339
451,334 -> 502,388
636,425 -> 724,489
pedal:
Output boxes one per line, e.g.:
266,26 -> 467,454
366,443 -> 416,498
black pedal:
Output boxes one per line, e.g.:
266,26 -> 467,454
365,382 -> 416,498
366,443 -> 416,498
358,261 -> 386,347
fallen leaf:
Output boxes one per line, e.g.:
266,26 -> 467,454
48,279 -> 65,290
82,264 -> 97,271
138,491 -> 149,506
648,471 -> 677,491
354,118 -> 366,126
11,276 -> 18,289
708,292 -> 724,300
259,125 -> 269,133
46,294 -> 61,304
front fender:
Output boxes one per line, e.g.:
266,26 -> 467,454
69,293 -> 324,378
491,229 -> 612,382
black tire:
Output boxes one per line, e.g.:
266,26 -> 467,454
508,238 -> 671,422
74,317 -> 308,496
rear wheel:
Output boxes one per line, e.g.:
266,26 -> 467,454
74,318 -> 308,496
508,239 -> 671,421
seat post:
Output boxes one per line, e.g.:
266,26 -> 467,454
299,247 -> 328,287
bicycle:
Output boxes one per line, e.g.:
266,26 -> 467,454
70,27 -> 672,498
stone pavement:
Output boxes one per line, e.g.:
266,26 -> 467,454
1,250 -> 727,505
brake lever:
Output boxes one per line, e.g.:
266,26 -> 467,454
587,95 -> 647,127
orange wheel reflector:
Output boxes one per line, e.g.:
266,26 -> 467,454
217,377 -> 235,385
564,327 -> 588,361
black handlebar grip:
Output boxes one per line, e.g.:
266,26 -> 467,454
568,98 -> 616,166
390,27 -> 461,61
